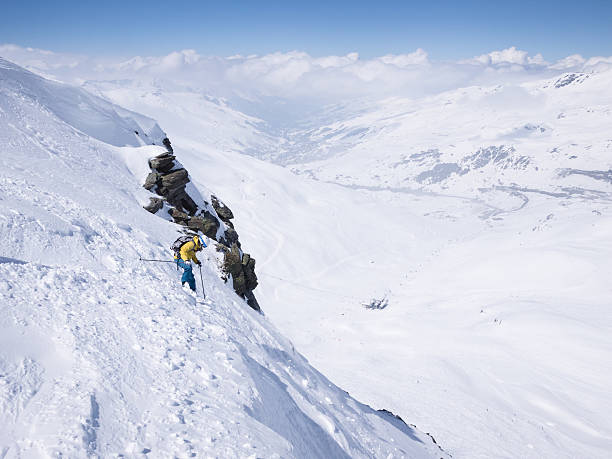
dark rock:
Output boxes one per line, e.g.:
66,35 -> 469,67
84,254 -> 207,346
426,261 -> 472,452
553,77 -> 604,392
211,195 -> 234,222
143,172 -> 161,191
144,197 -> 164,214
164,188 -> 198,215
245,291 -> 260,311
169,208 -> 189,224
220,243 -> 259,309
164,186 -> 188,202
149,153 -> 176,173
226,243 -> 243,277
163,137 -> 174,153
160,168 -> 189,190
223,227 -> 240,246
244,260 -> 258,290
233,272 -> 247,296
223,243 -> 247,296
243,256 -> 257,290
245,257 -> 255,271
177,193 -> 198,215
241,253 -> 250,267
187,212 -> 219,239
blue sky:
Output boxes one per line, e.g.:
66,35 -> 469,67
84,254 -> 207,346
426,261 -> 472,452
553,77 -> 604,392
3,0 -> 611,59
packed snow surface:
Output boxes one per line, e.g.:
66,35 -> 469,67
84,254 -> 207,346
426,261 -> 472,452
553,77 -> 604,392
0,59 -> 445,458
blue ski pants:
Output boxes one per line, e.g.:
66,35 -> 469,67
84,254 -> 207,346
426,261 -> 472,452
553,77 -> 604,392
177,259 -> 196,291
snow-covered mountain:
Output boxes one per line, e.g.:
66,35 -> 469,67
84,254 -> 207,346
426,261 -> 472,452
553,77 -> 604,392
4,47 -> 611,459
0,59 -> 166,148
0,58 -> 446,457
281,70 -> 612,199
169,120 -> 612,459
81,78 -> 283,158
67,59 -> 612,458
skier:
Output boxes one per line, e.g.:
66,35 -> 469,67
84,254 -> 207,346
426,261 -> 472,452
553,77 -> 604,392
174,235 -> 206,291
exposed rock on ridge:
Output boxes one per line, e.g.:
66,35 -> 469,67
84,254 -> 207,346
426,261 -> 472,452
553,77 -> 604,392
143,138 -> 260,311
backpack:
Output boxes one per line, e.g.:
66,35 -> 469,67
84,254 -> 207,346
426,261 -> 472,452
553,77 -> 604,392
171,235 -> 194,258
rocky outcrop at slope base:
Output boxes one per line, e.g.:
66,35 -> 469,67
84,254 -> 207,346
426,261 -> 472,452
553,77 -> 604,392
142,138 -> 260,311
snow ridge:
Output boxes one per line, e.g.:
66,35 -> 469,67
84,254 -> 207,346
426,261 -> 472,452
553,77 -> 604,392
0,57 -> 165,148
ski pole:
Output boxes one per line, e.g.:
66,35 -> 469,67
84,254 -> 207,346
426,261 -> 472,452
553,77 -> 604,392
199,264 -> 206,299
139,257 -> 175,263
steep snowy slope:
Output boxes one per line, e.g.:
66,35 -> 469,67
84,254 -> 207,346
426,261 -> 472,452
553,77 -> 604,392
82,78 -> 283,157
0,60 -> 446,457
0,58 -> 165,147
79,64 -> 612,458
173,136 -> 612,459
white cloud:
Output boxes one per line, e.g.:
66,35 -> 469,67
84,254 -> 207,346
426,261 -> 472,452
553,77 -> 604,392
464,46 -> 548,67
378,49 -> 429,67
0,43 -> 85,80
583,55 -> 612,72
549,54 -> 586,70
1,43 -> 610,103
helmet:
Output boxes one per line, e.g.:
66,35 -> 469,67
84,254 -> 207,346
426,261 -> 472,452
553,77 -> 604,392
193,235 -> 202,249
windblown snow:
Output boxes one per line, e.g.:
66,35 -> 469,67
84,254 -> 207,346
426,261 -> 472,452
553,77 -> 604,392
0,58 -> 445,458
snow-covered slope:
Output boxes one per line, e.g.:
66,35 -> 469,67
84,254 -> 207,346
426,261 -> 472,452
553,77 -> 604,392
12,49 -> 612,458
82,78 -> 282,157
0,58 -> 166,147
0,60 -> 445,457
173,132 -> 612,459
78,63 -> 612,458
280,70 -> 612,198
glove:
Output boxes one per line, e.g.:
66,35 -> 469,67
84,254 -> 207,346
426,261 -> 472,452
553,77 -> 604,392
195,260 -> 201,266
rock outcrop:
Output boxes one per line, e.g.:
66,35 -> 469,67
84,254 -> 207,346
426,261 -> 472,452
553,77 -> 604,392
187,212 -> 220,240
143,197 -> 164,214
211,195 -> 234,225
220,243 -> 259,308
162,137 -> 174,153
142,143 -> 260,311
144,156 -> 198,216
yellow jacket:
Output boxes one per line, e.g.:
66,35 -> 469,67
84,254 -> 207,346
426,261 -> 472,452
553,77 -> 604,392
179,239 -> 201,263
